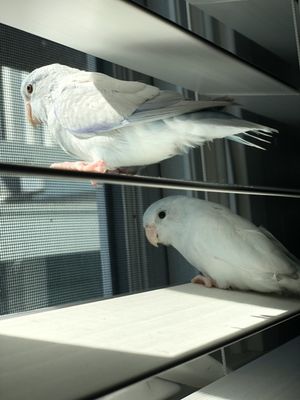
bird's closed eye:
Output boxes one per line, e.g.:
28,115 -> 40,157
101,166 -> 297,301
158,211 -> 166,219
26,84 -> 33,94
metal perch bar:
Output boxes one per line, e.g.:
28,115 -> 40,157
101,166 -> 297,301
0,162 -> 300,198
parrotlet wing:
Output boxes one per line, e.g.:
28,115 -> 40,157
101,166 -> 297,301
53,71 -> 231,136
128,91 -> 230,124
52,71 -> 160,134
210,205 -> 298,277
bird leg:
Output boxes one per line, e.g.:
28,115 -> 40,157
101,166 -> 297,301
50,160 -> 108,173
50,161 -> 130,186
191,274 -> 217,288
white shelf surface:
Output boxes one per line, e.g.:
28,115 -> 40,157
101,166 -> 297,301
186,335 -> 300,400
0,0 -> 297,95
0,283 -> 299,400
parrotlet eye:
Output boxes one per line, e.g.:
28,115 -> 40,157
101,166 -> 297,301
158,211 -> 166,219
26,84 -> 33,94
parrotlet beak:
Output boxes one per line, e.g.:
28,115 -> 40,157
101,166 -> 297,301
144,224 -> 159,247
25,102 -> 40,126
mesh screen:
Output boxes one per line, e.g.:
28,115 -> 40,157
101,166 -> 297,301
0,175 -> 106,314
0,23 -> 169,315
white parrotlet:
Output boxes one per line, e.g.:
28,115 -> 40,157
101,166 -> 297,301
143,196 -> 300,296
21,64 -> 277,174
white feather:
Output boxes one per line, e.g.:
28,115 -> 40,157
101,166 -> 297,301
143,196 -> 300,296
21,64 -> 278,170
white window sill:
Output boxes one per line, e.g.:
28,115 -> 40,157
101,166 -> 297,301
0,283 -> 299,400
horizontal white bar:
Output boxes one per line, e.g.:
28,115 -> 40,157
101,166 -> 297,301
186,335 -> 300,399
0,283 -> 299,399
0,0 -> 297,95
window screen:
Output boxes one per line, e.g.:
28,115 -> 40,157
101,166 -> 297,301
0,23 -> 171,315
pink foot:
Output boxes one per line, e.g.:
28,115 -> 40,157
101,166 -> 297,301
191,274 -> 217,288
50,161 -> 108,173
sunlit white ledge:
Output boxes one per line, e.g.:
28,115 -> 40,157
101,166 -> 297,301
186,335 -> 300,400
0,283 -> 299,400
0,0 -> 298,95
